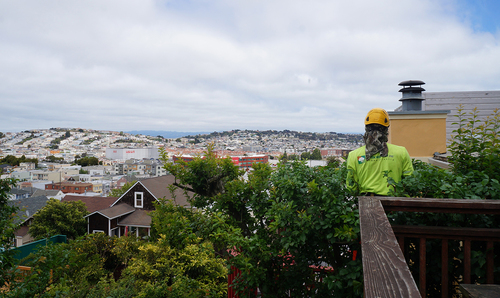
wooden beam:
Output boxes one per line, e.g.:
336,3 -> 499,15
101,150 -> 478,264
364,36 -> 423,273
379,197 -> 500,214
391,225 -> 500,241
359,197 -> 421,298
442,239 -> 449,298
419,238 -> 426,297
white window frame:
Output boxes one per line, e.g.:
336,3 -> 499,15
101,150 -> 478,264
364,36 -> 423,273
134,192 -> 144,208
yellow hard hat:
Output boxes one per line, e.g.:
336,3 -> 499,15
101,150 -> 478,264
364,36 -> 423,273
365,108 -> 390,127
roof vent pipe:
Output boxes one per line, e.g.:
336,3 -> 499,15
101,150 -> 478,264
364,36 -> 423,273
398,80 -> 425,111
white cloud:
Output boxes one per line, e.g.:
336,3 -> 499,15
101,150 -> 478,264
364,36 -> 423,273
0,0 -> 499,133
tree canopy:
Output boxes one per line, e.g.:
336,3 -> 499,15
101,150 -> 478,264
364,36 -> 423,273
74,156 -> 100,166
0,178 -> 19,285
162,145 -> 362,296
311,147 -> 322,160
0,155 -> 38,167
29,199 -> 88,240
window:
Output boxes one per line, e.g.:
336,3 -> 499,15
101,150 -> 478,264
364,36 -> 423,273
75,187 -> 79,190
135,192 -> 143,208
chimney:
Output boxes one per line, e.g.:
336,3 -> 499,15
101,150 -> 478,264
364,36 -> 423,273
398,80 -> 425,111
389,80 -> 450,161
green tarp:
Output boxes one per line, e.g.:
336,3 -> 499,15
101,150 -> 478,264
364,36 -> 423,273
10,235 -> 67,260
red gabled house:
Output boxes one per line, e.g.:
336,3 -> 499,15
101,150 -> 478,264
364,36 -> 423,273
84,175 -> 192,237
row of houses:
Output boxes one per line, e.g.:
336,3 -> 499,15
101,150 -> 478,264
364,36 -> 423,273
10,175 -> 191,246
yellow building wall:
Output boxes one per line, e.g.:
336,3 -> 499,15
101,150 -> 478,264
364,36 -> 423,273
388,114 -> 447,158
92,183 -> 103,193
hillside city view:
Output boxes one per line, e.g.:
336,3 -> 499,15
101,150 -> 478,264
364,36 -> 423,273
2,0 -> 500,296
0,128 -> 363,195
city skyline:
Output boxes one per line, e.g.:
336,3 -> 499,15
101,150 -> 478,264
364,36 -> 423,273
1,0 -> 499,133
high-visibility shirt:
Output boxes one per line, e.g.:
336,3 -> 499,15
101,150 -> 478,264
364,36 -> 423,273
346,143 -> 413,196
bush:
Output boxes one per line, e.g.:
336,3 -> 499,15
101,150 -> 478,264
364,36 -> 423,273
385,106 -> 500,296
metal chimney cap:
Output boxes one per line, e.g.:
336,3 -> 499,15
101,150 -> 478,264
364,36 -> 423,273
398,86 -> 426,92
398,80 -> 425,86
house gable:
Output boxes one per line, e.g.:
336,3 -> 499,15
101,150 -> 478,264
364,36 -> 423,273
87,212 -> 109,234
110,181 -> 157,210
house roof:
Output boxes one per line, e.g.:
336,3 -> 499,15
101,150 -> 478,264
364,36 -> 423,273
62,195 -> 117,213
8,188 -> 32,195
8,195 -> 49,225
32,189 -> 62,197
118,209 -> 152,227
111,175 -> 193,207
85,203 -> 135,219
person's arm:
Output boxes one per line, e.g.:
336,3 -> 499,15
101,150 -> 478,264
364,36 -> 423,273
346,154 -> 358,191
402,149 -> 413,176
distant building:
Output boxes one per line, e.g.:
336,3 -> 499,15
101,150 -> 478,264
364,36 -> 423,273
45,182 -> 94,194
422,90 -> 500,142
105,147 -> 160,160
320,148 -> 343,158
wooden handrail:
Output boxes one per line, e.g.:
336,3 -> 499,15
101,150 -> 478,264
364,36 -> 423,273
359,196 -> 500,298
359,197 -> 421,297
379,196 -> 500,214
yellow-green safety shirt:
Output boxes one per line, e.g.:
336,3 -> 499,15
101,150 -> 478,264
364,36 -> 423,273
346,143 -> 413,196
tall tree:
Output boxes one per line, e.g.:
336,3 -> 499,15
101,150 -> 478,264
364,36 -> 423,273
162,146 -> 362,296
29,199 -> 88,240
301,151 -> 311,160
311,148 -> 322,160
75,156 -> 99,166
0,178 -> 19,285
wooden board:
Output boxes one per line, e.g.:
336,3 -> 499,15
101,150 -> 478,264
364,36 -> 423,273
359,197 -> 421,298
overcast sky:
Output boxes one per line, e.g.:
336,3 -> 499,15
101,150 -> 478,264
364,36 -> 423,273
1,0 -> 499,134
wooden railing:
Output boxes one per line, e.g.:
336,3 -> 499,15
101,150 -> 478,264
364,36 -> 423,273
359,196 -> 500,298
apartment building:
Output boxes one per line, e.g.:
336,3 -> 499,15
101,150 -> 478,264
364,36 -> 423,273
45,182 -> 94,194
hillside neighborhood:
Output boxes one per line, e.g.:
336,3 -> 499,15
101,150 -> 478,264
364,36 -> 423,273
0,128 -> 363,187
0,128 -> 362,247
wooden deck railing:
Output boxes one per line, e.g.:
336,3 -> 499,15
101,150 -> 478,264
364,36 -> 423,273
359,196 -> 500,298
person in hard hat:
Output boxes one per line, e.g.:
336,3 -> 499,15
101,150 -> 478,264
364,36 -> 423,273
346,108 -> 413,196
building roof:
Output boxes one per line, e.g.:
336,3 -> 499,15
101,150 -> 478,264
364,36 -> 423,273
32,189 -> 62,197
8,195 -> 49,225
8,188 -> 32,196
138,175 -> 192,206
118,209 -> 152,227
85,203 -> 135,219
111,175 -> 192,207
62,195 -> 116,213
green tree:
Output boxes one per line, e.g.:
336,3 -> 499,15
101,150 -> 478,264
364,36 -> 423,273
162,144 -> 241,199
311,147 -> 322,160
163,146 -> 362,296
8,208 -> 228,297
29,199 -> 88,240
449,105 -> 500,181
326,156 -> 340,168
0,178 -> 19,285
45,155 -> 65,163
280,151 -> 288,163
75,156 -> 99,167
109,181 -> 136,197
1,155 -> 38,167
301,151 -> 311,160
